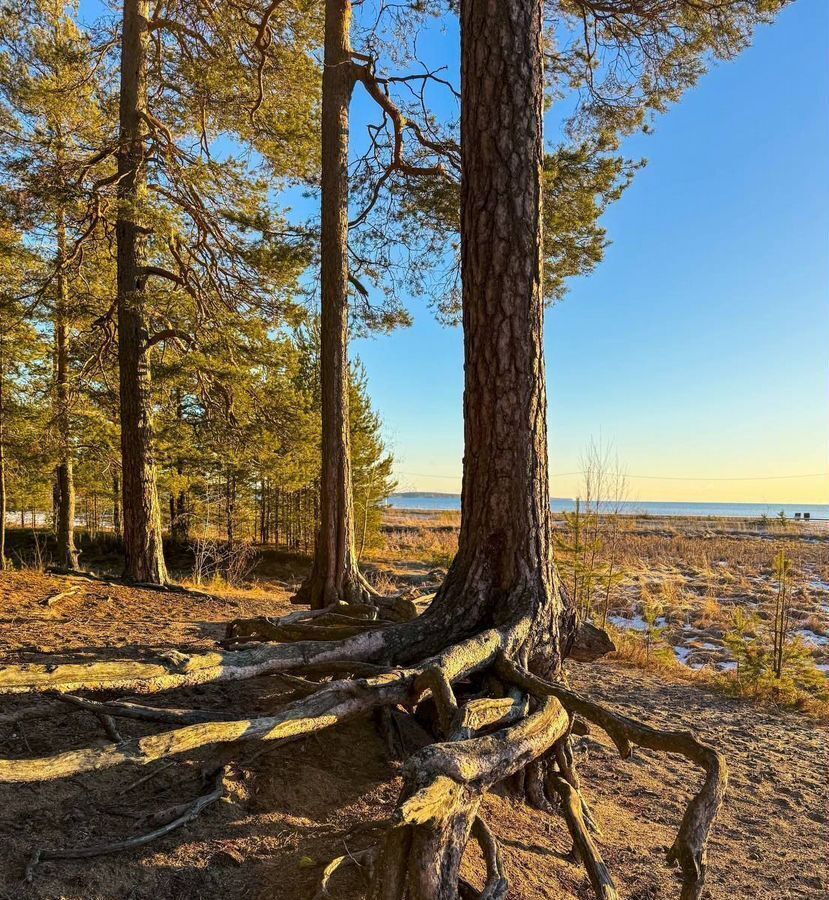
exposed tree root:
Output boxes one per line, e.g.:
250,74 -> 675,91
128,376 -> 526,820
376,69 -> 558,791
553,736 -> 601,834
45,567 -> 218,601
56,695 -> 239,725
292,565 -> 383,609
0,628 -> 395,695
0,601 -> 726,898
368,697 -> 570,899
470,816 -> 508,899
95,712 -> 124,743
549,774 -> 617,900
495,655 -> 727,900
0,699 -> 68,726
0,629 -> 506,782
24,765 -> 229,881
226,595 -> 419,645
315,845 -> 379,899
1,696 -> 237,729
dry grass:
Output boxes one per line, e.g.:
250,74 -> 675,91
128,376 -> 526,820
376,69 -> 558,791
373,510 -> 829,720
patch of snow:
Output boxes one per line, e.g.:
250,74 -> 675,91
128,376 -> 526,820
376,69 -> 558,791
809,579 -> 829,592
674,647 -> 694,664
717,661 -> 738,672
795,629 -> 829,647
608,614 -> 666,632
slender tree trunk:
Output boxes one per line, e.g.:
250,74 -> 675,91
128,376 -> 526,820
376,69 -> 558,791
116,0 -> 167,584
259,479 -> 266,544
54,207 -> 79,570
0,341 -> 6,569
174,484 -> 188,541
170,390 -> 189,544
225,471 -> 235,546
274,487 -> 280,547
297,0 -> 366,609
112,474 -> 121,538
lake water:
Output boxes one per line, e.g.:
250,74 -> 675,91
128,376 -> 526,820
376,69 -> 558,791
386,494 -> 829,520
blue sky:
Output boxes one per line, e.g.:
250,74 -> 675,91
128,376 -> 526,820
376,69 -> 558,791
350,0 -> 829,504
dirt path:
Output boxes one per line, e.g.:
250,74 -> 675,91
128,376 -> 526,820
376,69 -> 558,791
0,572 -> 825,899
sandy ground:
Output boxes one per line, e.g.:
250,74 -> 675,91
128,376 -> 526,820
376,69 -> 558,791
0,569 -> 826,899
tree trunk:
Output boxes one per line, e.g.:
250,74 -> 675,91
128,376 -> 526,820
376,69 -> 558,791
366,4 -> 574,893
415,0 -> 572,682
116,0 -> 167,584
173,485 -> 188,542
112,474 -> 121,538
297,0 -> 366,609
225,471 -> 235,546
0,340 -> 5,569
54,207 -> 79,570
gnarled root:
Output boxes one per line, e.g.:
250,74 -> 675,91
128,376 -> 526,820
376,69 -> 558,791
0,626 -> 397,696
470,816 -> 508,899
549,774 -> 617,900
227,594 -> 420,645
368,696 -> 570,899
496,655 -> 727,900
0,605 -> 726,900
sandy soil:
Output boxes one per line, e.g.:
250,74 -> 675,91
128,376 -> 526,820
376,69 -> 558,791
0,569 -> 826,899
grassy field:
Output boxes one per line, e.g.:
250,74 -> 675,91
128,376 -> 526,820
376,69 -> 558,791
373,509 -> 829,716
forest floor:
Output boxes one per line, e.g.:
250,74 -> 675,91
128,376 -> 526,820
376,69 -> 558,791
0,545 -> 827,899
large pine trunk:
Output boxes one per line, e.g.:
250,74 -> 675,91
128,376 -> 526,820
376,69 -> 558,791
421,0 -> 572,679
54,208 -> 79,570
299,0 -> 365,609
116,0 -> 167,584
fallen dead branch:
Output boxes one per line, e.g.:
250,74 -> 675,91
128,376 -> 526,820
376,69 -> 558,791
24,765 -> 229,881
40,585 -> 82,608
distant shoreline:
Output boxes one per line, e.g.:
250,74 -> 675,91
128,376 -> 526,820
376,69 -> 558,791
386,494 -> 829,520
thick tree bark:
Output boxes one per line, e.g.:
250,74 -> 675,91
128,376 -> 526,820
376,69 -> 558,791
54,207 -> 79,570
417,0 -> 573,679
116,0 -> 167,584
297,0 -> 367,609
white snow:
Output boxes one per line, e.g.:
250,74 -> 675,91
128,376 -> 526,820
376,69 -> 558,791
795,629 -> 829,647
608,614 -> 666,632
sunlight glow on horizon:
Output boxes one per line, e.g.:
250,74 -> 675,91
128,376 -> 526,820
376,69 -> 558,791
389,469 -> 829,505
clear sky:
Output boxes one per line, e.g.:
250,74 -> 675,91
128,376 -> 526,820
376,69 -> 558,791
351,0 -> 829,504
